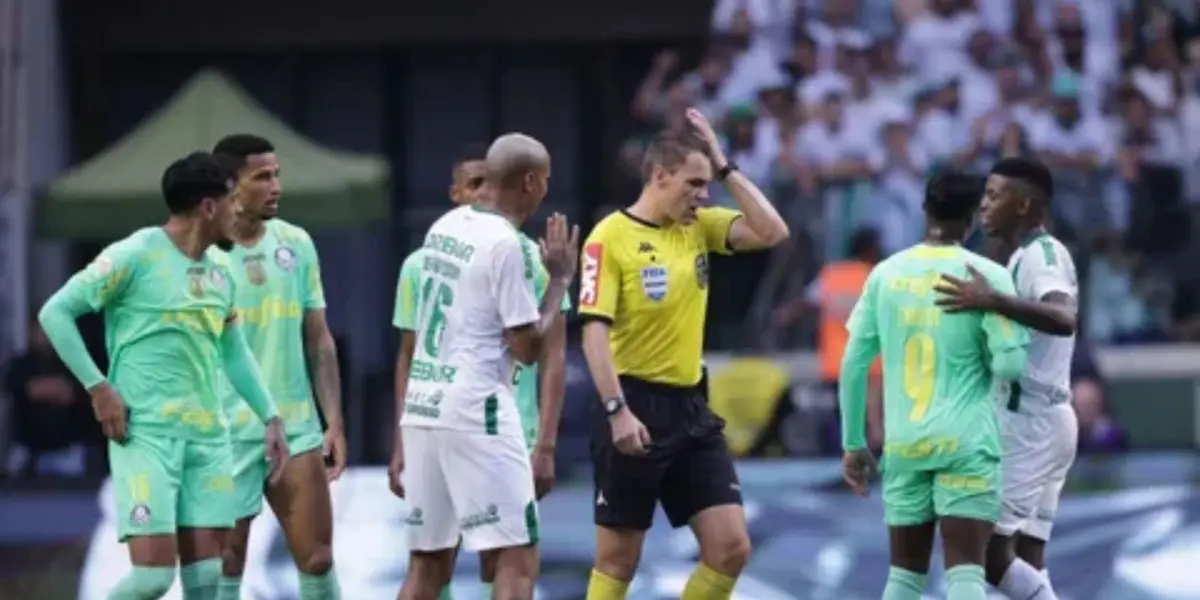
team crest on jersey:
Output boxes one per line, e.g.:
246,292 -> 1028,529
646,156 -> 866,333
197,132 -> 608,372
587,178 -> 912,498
694,254 -> 709,289
640,265 -> 668,302
129,504 -> 151,526
209,268 -> 227,291
244,253 -> 268,286
274,246 -> 297,272
186,267 -> 207,298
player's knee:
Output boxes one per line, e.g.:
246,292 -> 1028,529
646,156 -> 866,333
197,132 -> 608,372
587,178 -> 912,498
593,537 -> 642,581
130,565 -> 177,599
984,534 -> 1015,584
220,541 -> 248,576
699,529 -> 752,575
298,543 -> 334,575
408,550 -> 455,588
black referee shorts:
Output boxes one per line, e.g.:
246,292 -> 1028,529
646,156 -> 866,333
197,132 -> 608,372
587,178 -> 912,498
591,374 -> 743,530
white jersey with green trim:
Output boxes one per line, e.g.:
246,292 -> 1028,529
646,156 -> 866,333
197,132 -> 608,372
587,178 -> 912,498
1005,232 -> 1077,408
400,206 -> 540,437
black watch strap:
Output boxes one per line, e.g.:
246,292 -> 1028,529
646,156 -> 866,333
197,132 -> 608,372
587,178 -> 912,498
602,396 -> 626,416
716,162 -> 738,181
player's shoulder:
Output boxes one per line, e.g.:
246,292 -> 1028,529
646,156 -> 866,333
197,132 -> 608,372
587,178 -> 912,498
268,218 -> 314,246
1025,234 -> 1074,270
585,211 -> 630,244
961,249 -> 1010,279
204,247 -> 233,269
103,227 -> 162,262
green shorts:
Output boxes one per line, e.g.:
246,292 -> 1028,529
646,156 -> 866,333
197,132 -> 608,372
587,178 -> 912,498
228,430 -> 324,520
109,435 -> 235,542
882,449 -> 1001,527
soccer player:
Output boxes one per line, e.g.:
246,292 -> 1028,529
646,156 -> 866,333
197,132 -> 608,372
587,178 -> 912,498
37,152 -> 289,600
839,171 -> 1030,600
580,108 -> 789,600
933,157 -> 1077,600
210,134 -> 345,600
391,133 -> 578,600
388,143 -> 571,599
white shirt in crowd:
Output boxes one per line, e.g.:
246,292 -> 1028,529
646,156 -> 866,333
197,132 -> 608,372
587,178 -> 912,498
1028,112 -> 1114,163
401,206 -> 537,439
898,9 -> 981,80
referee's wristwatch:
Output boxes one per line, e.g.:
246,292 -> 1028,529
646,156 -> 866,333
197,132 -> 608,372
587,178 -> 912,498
602,396 -> 626,417
716,161 -> 739,181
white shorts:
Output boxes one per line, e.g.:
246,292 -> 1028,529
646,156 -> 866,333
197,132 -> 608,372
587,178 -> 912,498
995,402 -> 1078,540
401,426 -> 538,552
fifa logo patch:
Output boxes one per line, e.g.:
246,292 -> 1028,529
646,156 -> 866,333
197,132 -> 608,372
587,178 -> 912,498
694,254 -> 709,289
640,265 -> 668,301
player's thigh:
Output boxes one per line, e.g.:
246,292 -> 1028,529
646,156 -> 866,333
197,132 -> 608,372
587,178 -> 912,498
265,443 -> 334,567
442,430 -> 540,553
591,403 -> 665,532
109,435 -> 185,542
228,440 -> 269,523
177,440 -> 236,532
996,410 -> 1059,537
881,467 -> 935,528
1023,405 -> 1079,540
402,427 -> 459,552
934,450 -> 1000,524
661,436 -> 743,529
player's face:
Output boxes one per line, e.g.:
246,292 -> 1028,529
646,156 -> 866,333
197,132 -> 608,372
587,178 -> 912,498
979,174 -> 1027,238
450,160 -> 488,205
236,153 -> 282,220
657,151 -> 711,224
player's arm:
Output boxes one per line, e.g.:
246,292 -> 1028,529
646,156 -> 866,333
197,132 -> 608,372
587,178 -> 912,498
499,237 -> 570,366
980,269 -> 1030,380
37,246 -> 136,390
838,270 -> 881,451
391,254 -> 422,422
986,251 -> 1077,337
220,317 -> 281,425
299,239 -> 344,432
535,296 -> 570,452
578,234 -> 625,410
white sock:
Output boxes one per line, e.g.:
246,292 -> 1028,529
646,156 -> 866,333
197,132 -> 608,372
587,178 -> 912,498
997,559 -> 1058,600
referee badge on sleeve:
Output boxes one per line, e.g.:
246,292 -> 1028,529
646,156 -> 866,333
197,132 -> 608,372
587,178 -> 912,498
694,254 -> 709,289
640,266 -> 668,301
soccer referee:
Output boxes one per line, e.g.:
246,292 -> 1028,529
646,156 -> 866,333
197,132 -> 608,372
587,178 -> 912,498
580,108 -> 789,600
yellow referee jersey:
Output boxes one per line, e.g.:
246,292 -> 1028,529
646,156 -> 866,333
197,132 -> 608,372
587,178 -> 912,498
578,207 -> 742,387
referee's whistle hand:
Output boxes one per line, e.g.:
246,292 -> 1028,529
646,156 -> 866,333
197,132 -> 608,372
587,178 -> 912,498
610,408 -> 651,456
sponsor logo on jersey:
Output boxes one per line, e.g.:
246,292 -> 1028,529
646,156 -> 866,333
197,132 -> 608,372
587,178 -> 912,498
244,253 -> 268,286
209,267 -> 226,291
580,243 -> 603,307
274,246 -> 297,271
637,242 -> 656,254
92,256 -> 114,277
461,504 -> 501,530
640,265 -> 668,301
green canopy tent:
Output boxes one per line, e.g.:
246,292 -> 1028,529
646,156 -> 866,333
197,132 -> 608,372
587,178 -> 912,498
39,69 -> 390,239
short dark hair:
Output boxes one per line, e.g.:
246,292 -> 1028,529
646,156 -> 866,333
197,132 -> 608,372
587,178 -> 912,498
212,134 -> 275,169
924,171 -> 984,223
640,132 -> 708,182
161,152 -> 235,215
989,156 -> 1053,203
454,143 -> 488,168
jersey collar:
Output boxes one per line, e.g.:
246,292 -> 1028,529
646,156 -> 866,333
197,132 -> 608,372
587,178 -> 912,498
1018,226 -> 1047,248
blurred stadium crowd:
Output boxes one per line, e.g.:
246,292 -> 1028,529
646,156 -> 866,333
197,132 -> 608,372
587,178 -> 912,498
14,0 -> 1197,480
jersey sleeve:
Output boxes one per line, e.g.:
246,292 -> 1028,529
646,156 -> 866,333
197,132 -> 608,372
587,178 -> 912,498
67,238 -> 141,311
578,225 -> 621,322
697,206 -> 743,256
845,268 -> 881,341
1020,239 -> 1078,303
392,252 -> 423,331
298,231 -> 327,310
981,264 -> 1029,355
492,235 -> 541,329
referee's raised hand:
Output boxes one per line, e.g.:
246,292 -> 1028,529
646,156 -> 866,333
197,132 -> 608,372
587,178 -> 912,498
610,406 -> 651,456
539,213 -> 580,282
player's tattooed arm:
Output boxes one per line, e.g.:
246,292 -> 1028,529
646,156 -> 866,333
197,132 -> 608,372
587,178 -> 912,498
303,309 -> 343,431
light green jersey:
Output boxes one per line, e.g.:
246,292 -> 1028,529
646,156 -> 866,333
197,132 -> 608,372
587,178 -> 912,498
57,227 -> 238,441
217,219 -> 326,440
846,243 -> 1028,469
391,232 -> 570,447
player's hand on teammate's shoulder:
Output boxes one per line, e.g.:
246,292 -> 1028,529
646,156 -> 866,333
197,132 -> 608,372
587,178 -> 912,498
264,417 -> 291,486
322,425 -> 348,481
531,444 -> 556,499
841,448 -> 878,497
388,430 -> 405,498
609,406 -> 652,456
539,213 -> 580,283
88,382 -> 128,443
934,263 -> 999,313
